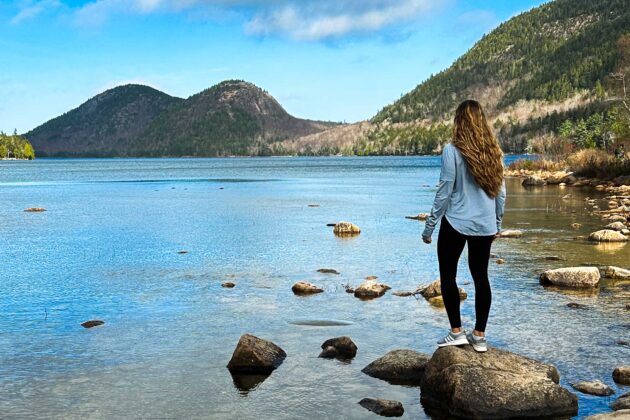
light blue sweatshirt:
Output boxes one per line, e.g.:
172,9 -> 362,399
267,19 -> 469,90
422,143 -> 506,240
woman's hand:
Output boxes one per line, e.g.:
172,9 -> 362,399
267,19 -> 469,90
422,235 -> 432,244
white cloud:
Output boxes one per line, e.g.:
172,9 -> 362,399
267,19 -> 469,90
14,0 -> 446,40
245,0 -> 438,40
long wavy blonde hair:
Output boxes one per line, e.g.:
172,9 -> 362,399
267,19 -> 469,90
452,100 -> 504,197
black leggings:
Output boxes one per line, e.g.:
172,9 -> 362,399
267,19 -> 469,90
437,217 -> 494,332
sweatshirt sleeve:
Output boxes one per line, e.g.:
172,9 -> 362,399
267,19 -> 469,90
422,146 -> 456,240
495,179 -> 506,232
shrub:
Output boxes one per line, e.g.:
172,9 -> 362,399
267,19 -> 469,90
567,149 -> 630,179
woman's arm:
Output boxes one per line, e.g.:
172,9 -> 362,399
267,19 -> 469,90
422,146 -> 456,242
495,179 -> 506,232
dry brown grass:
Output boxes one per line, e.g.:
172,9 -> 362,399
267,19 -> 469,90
566,149 -> 630,179
507,158 -> 565,172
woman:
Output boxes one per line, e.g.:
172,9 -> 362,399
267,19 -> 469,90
422,100 -> 506,353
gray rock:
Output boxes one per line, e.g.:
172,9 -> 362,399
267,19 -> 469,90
540,267 -> 600,288
227,334 -> 286,374
613,366 -> 630,385
319,336 -> 357,359
420,345 -> 577,419
605,222 -> 627,232
358,398 -> 404,417
572,379 -> 615,396
362,349 -> 430,385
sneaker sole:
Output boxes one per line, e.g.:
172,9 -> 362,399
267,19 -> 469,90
437,337 -> 469,347
470,343 -> 488,352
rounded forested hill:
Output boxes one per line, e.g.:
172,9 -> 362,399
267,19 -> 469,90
25,84 -> 183,157
134,80 -> 337,157
373,0 -> 630,124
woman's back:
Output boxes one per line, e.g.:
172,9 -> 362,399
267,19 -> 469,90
441,143 -> 504,236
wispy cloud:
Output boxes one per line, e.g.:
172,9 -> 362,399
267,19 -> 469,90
13,0 -> 448,40
10,0 -> 62,24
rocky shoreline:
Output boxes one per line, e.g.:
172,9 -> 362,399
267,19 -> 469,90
226,333 -> 630,419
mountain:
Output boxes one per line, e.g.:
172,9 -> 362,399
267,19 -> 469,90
285,0 -> 630,155
26,85 -> 183,157
25,80 -> 337,157
134,80 -> 337,157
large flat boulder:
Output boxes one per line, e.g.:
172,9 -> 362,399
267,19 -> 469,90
420,345 -> 578,419
226,334 -> 286,374
588,230 -> 628,243
540,267 -> 600,288
362,349 -> 430,385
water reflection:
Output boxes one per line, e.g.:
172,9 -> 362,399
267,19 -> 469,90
230,372 -> 272,395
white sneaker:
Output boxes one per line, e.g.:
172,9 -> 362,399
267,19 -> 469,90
467,332 -> 488,352
437,330 -> 468,347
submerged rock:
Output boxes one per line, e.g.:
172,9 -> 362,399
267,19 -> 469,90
588,230 -> 628,243
222,282 -> 236,288
540,267 -> 600,288
226,334 -> 286,374
317,268 -> 339,275
177,250 -> 189,254
572,379 -> 615,396
600,266 -> 630,280
362,349 -> 430,385
571,223 -> 583,229
24,207 -> 47,212
567,302 -> 588,309
498,229 -> 523,238
546,256 -> 563,261
319,336 -> 357,359
613,366 -> 630,385
333,222 -> 361,236
420,345 -> 578,419
358,398 -> 404,417
81,320 -> 104,328
291,281 -> 324,295
392,291 -> 415,297
354,280 -> 390,299
496,258 -> 506,264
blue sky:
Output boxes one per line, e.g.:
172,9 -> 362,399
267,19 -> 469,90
0,0 -> 548,133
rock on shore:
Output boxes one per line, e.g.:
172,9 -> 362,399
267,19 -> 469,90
420,345 -> 578,419
588,230 -> 628,243
362,349 -> 430,385
226,334 -> 286,374
540,267 -> 600,288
